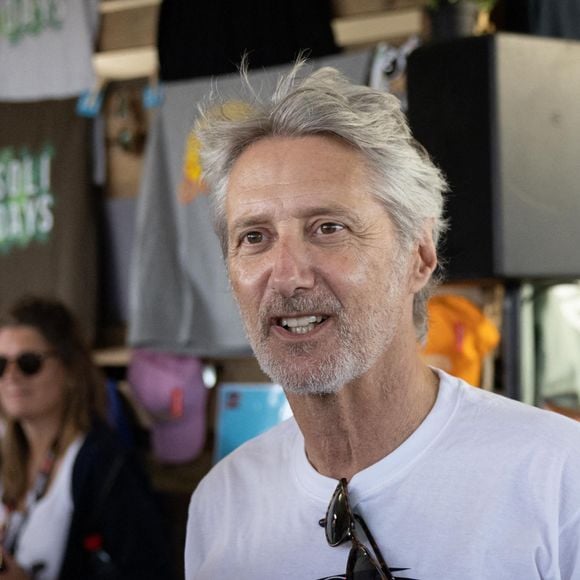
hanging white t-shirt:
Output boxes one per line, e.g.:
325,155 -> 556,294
0,0 -> 99,101
185,370 -> 580,580
0,436 -> 84,579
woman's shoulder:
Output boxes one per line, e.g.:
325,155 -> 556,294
75,420 -> 122,465
71,420 -> 137,497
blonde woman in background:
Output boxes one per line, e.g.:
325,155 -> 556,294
0,297 -> 173,580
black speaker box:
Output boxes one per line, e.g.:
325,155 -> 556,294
407,33 -> 580,279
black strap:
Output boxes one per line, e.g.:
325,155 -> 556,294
84,454 -> 125,533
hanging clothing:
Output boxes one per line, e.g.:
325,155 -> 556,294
0,98 -> 98,341
157,0 -> 338,81
0,0 -> 99,101
535,284 -> 580,405
127,349 -> 208,464
128,50 -> 372,356
369,37 -> 421,111
422,294 -> 500,386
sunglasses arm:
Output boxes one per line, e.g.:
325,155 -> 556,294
353,513 -> 391,577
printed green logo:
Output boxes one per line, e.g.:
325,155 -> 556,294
0,145 -> 55,254
0,0 -> 65,45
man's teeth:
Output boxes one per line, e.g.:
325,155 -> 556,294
280,315 -> 324,334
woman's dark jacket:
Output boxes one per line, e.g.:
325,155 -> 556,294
58,421 -> 175,579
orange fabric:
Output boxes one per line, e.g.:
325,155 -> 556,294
422,294 -> 500,386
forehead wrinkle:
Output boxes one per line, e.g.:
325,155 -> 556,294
227,182 -> 353,214
229,174 -> 356,191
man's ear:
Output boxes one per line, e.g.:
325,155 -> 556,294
409,225 -> 437,293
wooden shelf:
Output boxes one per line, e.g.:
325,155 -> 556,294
93,46 -> 158,81
93,346 -> 130,367
94,5 -> 424,82
332,8 -> 423,46
99,0 -> 160,13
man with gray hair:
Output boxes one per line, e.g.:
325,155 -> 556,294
185,63 -> 580,579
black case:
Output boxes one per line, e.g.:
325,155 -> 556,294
407,33 -> 580,279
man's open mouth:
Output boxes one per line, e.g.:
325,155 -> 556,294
277,315 -> 328,334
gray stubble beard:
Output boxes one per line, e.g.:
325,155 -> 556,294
238,263 -> 407,396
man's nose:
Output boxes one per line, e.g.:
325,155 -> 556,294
269,239 -> 315,298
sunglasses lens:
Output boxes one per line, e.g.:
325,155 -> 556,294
326,483 -> 350,546
348,544 -> 386,580
323,480 -> 392,580
18,353 -> 43,375
0,358 -> 6,377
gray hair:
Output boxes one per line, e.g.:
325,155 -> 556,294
195,60 -> 448,341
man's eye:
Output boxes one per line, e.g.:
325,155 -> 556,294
318,222 -> 344,234
243,231 -> 263,244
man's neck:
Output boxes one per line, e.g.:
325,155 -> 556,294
286,357 -> 439,481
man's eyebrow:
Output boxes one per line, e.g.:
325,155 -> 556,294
229,214 -> 270,233
299,205 -> 354,220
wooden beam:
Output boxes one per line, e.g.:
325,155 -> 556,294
93,46 -> 158,80
99,0 -> 160,13
93,8 -> 423,81
332,8 -> 423,46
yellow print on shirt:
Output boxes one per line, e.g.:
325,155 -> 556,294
179,100 -> 253,205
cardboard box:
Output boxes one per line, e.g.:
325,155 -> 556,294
98,4 -> 159,51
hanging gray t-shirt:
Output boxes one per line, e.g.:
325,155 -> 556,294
129,50 -> 373,356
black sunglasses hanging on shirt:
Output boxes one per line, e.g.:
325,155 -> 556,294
318,478 -> 412,580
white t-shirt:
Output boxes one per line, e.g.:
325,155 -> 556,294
0,0 -> 99,101
185,370 -> 580,580
0,436 -> 84,579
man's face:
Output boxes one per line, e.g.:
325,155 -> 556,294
225,135 -> 416,394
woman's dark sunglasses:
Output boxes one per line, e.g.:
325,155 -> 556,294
0,352 -> 56,378
319,478 -> 394,580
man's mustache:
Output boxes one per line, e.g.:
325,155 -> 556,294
259,291 -> 342,319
